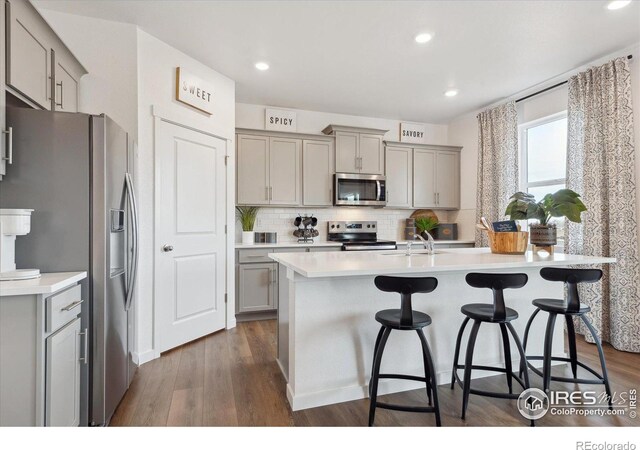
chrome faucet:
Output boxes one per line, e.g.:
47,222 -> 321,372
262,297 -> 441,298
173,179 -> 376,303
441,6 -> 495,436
415,231 -> 435,255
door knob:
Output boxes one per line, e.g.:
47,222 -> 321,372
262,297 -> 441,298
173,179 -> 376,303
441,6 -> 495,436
162,244 -> 174,252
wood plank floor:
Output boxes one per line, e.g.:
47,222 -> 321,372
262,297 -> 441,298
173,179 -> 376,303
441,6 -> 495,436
110,320 -> 639,427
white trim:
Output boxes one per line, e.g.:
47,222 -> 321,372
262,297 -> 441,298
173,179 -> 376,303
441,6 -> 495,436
518,111 -> 568,193
133,349 -> 157,366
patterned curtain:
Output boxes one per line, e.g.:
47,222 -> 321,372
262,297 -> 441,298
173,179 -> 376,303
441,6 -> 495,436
566,57 -> 640,353
475,101 -> 519,247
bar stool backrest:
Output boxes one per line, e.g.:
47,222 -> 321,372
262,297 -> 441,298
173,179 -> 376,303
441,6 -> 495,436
539,267 -> 603,313
465,273 -> 528,321
374,276 -> 438,327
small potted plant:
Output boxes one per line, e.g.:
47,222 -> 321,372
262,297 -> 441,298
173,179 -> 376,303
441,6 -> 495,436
236,206 -> 260,245
415,216 -> 439,240
504,189 -> 587,246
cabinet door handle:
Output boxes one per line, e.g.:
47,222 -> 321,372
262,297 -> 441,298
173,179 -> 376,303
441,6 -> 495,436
78,328 -> 88,364
55,81 -> 64,108
265,186 -> 269,201
61,299 -> 84,312
437,192 -> 440,205
272,268 -> 277,284
269,186 -> 273,200
2,127 -> 12,165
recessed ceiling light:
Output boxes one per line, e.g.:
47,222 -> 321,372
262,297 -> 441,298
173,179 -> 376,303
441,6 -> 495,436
606,0 -> 631,10
255,62 -> 269,71
414,33 -> 433,44
444,89 -> 459,97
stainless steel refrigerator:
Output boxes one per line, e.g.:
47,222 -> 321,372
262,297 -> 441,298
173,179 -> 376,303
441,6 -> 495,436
0,106 -> 139,426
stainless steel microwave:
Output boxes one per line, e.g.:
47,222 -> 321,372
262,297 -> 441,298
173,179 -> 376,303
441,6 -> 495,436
334,173 -> 387,207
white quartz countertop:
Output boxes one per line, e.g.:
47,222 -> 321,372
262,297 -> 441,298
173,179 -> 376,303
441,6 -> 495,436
0,272 -> 87,296
235,240 -> 474,249
268,248 -> 616,278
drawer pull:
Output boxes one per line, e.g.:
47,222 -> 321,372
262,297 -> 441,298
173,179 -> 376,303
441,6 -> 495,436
79,328 -> 88,364
61,299 -> 83,312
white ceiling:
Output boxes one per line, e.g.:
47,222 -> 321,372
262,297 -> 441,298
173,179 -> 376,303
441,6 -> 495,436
34,1 -> 640,124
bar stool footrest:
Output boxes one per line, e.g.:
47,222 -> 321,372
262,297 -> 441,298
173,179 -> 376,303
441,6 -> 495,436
525,356 -> 606,384
376,402 -> 437,413
378,373 -> 430,383
452,364 -> 528,398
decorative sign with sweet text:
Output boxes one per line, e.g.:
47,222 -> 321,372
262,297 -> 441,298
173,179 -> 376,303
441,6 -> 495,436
176,67 -> 214,115
265,108 -> 297,132
399,122 -> 426,143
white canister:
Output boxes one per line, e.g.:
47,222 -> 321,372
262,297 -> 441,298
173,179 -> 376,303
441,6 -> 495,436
242,231 -> 255,245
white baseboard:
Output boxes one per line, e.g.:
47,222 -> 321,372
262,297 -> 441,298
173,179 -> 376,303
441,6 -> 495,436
133,349 -> 158,366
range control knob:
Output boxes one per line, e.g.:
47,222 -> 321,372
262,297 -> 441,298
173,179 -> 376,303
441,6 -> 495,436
367,224 -> 371,228
372,224 -> 376,228
331,224 -> 335,229
336,224 -> 340,228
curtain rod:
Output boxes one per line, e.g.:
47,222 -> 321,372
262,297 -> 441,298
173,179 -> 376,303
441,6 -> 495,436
515,54 -> 633,104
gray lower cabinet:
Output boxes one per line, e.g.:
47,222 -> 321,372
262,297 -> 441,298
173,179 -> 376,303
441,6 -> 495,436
46,316 -> 81,426
238,262 -> 277,313
236,246 -> 341,319
0,280 -> 86,426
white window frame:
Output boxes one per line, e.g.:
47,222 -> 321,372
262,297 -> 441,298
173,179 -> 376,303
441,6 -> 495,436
518,110 -> 568,194
518,111 -> 568,250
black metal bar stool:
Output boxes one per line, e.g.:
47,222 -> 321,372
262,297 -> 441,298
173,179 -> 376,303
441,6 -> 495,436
451,273 -> 531,423
368,276 -> 441,427
521,267 -> 612,407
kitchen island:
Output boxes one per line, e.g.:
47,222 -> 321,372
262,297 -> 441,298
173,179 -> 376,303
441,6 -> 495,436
269,248 -> 615,411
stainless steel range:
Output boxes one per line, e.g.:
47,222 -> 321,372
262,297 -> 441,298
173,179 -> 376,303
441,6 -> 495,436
327,221 -> 397,251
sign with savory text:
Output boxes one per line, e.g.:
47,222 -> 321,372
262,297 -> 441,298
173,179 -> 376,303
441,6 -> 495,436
399,122 -> 426,143
265,108 -> 297,132
176,67 -> 214,115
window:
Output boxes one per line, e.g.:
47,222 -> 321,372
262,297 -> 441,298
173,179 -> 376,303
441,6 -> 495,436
519,112 -> 568,241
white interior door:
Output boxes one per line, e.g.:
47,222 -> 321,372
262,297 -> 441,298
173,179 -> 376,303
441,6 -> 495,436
156,120 -> 227,353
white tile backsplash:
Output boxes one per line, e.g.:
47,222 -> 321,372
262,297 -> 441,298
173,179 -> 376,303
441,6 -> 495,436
235,207 -> 452,243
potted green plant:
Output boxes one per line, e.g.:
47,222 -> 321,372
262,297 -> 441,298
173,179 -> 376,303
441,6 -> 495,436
504,189 -> 587,246
236,206 -> 260,244
415,216 -> 439,240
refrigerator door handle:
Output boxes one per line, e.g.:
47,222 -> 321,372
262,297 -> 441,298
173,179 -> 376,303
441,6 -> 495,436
125,173 -> 139,311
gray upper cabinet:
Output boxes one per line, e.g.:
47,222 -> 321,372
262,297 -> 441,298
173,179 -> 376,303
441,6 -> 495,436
323,125 -> 387,175
237,134 -> 270,205
303,139 -> 334,206
236,132 -> 302,206
435,151 -> 460,209
5,0 -> 86,112
334,131 -> 359,173
6,0 -> 51,110
53,52 -> 80,113
413,149 -> 437,208
269,137 -> 302,206
359,133 -> 384,174
385,146 -> 412,208
385,141 -> 461,210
